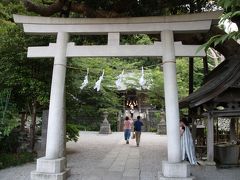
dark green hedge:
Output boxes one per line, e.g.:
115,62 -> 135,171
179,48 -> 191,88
0,152 -> 35,169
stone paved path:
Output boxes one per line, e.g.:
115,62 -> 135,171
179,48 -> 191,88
0,131 -> 240,180
67,132 -> 166,180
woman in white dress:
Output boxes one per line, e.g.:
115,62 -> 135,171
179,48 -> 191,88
180,118 -> 198,165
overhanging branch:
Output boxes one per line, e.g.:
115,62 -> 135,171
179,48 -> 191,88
70,2 -> 120,18
207,26 -> 240,59
23,0 -> 64,16
23,0 -> 121,17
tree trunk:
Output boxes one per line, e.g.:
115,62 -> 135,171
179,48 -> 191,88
20,112 -> 27,131
203,56 -> 209,77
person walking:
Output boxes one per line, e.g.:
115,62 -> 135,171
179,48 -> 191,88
134,116 -> 143,147
123,116 -> 133,144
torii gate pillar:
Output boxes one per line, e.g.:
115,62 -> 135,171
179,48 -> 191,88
31,32 -> 70,180
159,30 -> 194,179
161,30 -> 181,163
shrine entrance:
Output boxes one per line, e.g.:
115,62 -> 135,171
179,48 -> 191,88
14,11 -> 220,180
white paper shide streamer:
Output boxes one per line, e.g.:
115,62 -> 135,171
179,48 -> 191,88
115,70 -> 124,89
80,68 -> 89,90
94,70 -> 104,91
139,66 -> 146,87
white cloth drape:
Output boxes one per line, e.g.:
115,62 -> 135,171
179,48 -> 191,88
80,68 -> 89,90
115,70 -> 124,89
180,126 -> 198,165
139,66 -> 146,87
94,70 -> 104,91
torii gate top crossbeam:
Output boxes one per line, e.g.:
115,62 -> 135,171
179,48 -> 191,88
13,11 -> 222,58
13,11 -> 221,35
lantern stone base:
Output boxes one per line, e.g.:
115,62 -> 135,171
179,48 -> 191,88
99,123 -> 112,134
157,123 -> 166,135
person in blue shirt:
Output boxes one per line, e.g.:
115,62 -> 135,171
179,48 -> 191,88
134,116 -> 143,147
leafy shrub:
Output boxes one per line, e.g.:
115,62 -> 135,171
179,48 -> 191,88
149,127 -> 157,132
0,89 -> 19,141
0,127 -> 21,153
0,152 -> 35,169
66,123 -> 81,142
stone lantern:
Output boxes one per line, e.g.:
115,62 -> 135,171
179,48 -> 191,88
99,111 -> 112,134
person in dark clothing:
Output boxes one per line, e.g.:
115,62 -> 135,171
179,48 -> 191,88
134,116 -> 143,147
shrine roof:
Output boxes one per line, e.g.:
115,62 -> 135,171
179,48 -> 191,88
179,58 -> 240,108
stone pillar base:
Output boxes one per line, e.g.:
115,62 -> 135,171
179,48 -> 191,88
31,157 -> 70,180
158,173 -> 195,180
158,161 -> 195,180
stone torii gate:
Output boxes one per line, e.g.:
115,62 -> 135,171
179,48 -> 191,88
14,11 -> 220,180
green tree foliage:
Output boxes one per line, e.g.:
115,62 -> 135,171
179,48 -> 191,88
177,58 -> 204,98
0,1 -> 26,21
147,57 -> 204,110
199,0 -> 239,51
0,89 -> 19,140
0,21 -> 24,141
217,0 -> 239,42
66,57 -> 136,130
66,123 -> 81,142
0,1 -> 53,110
0,2 -> 54,151
146,67 -> 164,109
